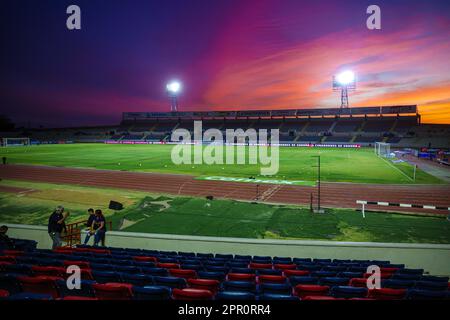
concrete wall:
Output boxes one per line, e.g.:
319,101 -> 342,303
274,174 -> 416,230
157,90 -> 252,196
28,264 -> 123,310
5,223 -> 450,276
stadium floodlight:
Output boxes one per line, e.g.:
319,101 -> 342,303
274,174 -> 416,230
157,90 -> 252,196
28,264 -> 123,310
166,81 -> 181,112
333,70 -> 356,109
336,71 -> 355,86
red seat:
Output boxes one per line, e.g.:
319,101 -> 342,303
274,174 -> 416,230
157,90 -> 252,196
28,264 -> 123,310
227,273 -> 256,282
32,266 -> 66,277
0,256 -> 15,263
294,285 -> 330,298
363,272 -> 392,279
3,250 -> 24,257
258,275 -> 287,284
88,248 -> 111,255
63,260 -> 90,269
157,263 -> 180,269
172,288 -> 214,301
249,262 -> 273,270
169,268 -> 197,279
283,270 -> 310,277
187,279 -> 220,294
133,256 -> 157,262
302,295 -> 337,300
349,298 -> 376,300
0,261 -> 13,271
368,288 -> 406,300
349,278 -> 368,288
18,276 -> 63,299
54,248 -> 73,254
0,289 -> 9,298
92,283 -> 133,300
62,296 -> 98,300
380,267 -> 399,274
274,264 -> 297,270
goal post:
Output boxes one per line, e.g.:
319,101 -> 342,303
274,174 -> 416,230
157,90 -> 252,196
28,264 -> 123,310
375,142 -> 391,158
1,137 -> 31,147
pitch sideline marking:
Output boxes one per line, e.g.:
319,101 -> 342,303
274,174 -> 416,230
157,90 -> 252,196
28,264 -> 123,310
378,156 -> 413,182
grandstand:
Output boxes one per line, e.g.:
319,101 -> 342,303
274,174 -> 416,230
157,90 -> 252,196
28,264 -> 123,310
1,243 -> 449,300
3,105 -> 448,149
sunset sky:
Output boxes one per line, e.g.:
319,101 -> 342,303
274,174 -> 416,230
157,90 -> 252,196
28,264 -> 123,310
1,0 -> 449,127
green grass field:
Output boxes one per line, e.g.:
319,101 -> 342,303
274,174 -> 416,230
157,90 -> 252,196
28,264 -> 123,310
1,143 -> 443,184
0,180 -> 449,244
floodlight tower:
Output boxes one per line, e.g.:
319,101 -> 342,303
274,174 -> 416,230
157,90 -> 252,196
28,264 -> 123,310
166,81 -> 181,112
333,71 -> 356,109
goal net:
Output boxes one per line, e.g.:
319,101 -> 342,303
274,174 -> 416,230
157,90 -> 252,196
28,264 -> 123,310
2,137 -> 31,147
375,142 -> 391,158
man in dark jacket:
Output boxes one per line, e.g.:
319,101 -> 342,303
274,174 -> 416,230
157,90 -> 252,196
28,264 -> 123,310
83,208 -> 96,245
0,225 -> 14,250
48,206 -> 68,249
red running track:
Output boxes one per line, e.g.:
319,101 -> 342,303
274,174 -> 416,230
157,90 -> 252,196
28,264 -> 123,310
0,164 -> 449,216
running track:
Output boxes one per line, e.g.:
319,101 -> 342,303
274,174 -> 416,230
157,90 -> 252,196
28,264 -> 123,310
1,164 -> 449,216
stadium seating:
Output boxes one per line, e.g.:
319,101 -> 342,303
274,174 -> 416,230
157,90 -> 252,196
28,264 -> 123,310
1,245 -> 449,300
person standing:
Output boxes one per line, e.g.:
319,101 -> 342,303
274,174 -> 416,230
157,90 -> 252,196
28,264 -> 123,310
48,206 -> 68,249
83,208 -> 96,245
93,209 -> 107,247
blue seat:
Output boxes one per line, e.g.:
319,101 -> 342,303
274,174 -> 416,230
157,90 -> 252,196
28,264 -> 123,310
204,261 -> 226,267
0,274 -> 22,294
414,281 -> 448,291
382,279 -> 416,289
196,253 -> 214,259
215,254 -> 233,260
179,259 -> 201,265
231,268 -> 255,274
369,260 -> 390,265
222,281 -> 256,293
153,276 -> 186,289
293,258 -> 312,264
257,269 -> 282,276
197,271 -> 226,281
258,283 -> 292,295
234,255 -> 252,261
216,291 -> 256,300
7,292 -> 53,300
407,289 -> 447,300
259,293 -> 297,301
90,263 -> 115,271
120,273 -> 154,286
339,272 -> 363,279
323,266 -> 347,272
313,259 -> 332,264
420,275 -> 449,283
391,273 -> 422,281
205,266 -> 229,273
289,276 -> 319,286
348,266 -> 367,273
132,286 -> 171,300
115,266 -> 140,274
35,258 -> 63,266
319,277 -> 350,287
398,268 -> 424,275
134,261 -> 156,268
178,252 -> 196,258
312,271 -> 337,278
228,262 -> 248,268
180,264 -> 204,271
253,256 -> 272,262
3,264 -> 33,276
56,279 -> 96,297
157,258 -> 178,264
297,264 -> 322,272
380,263 -> 405,269
330,286 -> 368,298
92,271 -> 122,283
112,259 -> 135,266
273,257 -> 292,264
333,259 -> 351,264
14,257 -> 37,265
140,267 -> 169,277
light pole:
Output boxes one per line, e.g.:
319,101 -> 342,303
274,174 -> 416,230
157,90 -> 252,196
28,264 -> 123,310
312,155 -> 322,213
166,81 -> 181,112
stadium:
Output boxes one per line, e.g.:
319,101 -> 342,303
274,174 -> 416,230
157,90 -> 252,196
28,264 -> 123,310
1,0 -> 450,305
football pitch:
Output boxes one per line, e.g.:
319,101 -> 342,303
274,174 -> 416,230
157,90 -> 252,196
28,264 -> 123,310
0,180 -> 449,244
0,143 -> 443,184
